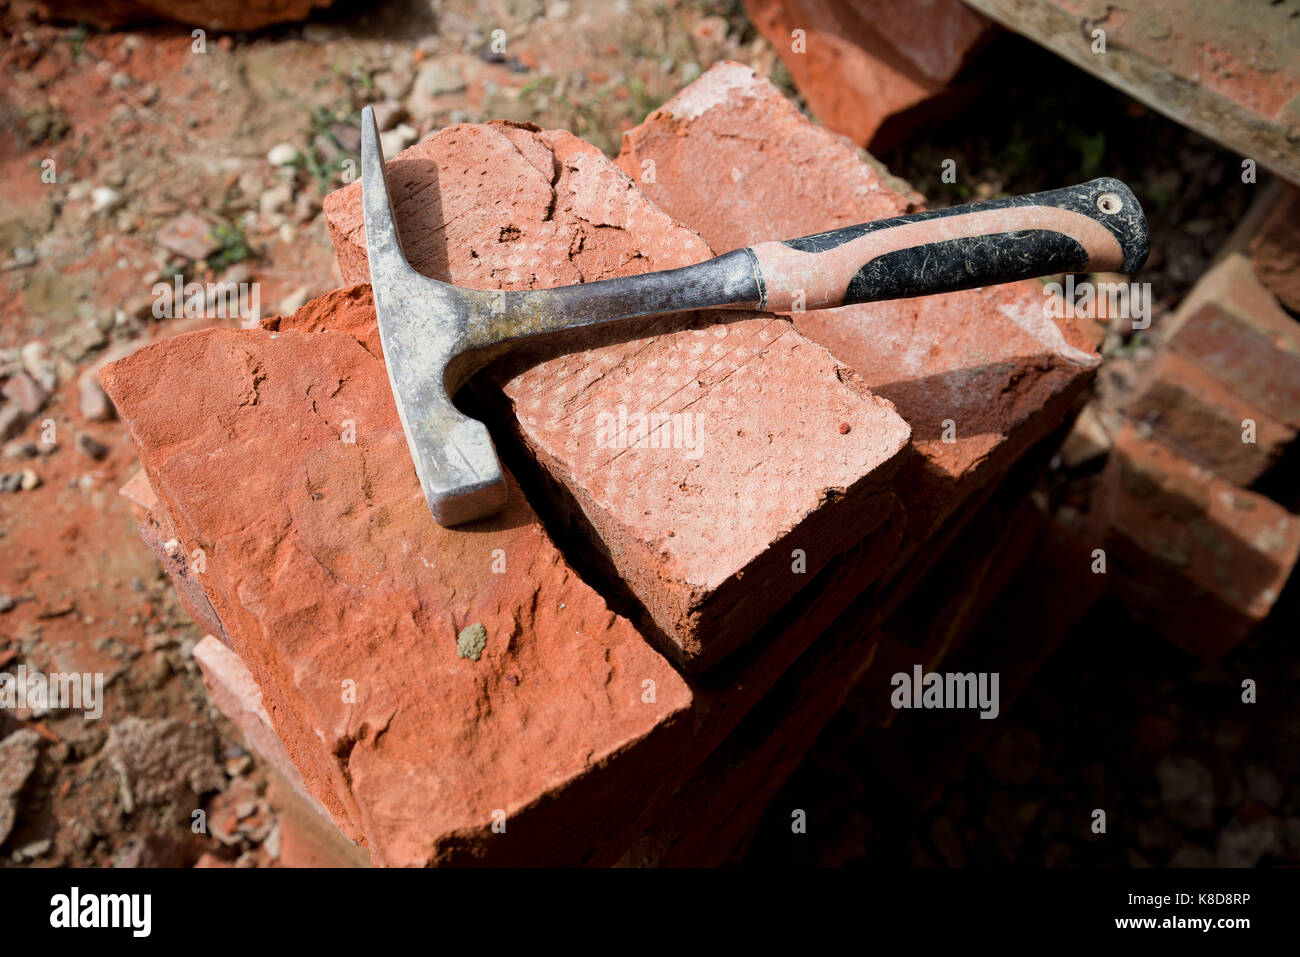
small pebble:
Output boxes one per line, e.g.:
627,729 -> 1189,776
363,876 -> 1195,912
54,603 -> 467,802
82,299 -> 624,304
15,839 -> 51,860
259,183 -> 293,219
2,441 -> 37,459
90,187 -> 125,214
225,754 -> 253,777
838,422 -> 851,434
75,433 -> 110,461
266,142 -> 298,167
379,123 -> 418,158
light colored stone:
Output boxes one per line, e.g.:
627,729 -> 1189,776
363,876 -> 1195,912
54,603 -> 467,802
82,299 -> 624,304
267,142 -> 299,167
91,187 -> 125,215
378,123 -> 418,158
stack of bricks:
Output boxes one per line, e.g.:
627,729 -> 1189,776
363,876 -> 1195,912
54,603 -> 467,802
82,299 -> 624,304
101,64 -> 1106,866
1091,182 -> 1300,662
734,0 -> 1300,723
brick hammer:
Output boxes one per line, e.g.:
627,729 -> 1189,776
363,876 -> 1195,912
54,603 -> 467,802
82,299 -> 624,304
359,106 -> 1148,526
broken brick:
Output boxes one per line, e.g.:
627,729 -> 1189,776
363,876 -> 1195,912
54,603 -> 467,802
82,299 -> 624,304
265,771 -> 370,868
1247,184 -> 1300,314
155,212 -> 221,263
1127,350 -> 1295,485
2,371 -> 48,416
120,470 -> 227,641
616,62 -> 1100,539
100,284 -> 694,866
1091,423 -> 1300,660
192,635 -> 326,818
322,119 -> 911,671
1165,253 -> 1300,431
741,0 -> 995,150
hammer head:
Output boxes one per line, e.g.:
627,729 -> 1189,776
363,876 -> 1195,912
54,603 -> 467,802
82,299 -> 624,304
361,105 -> 508,526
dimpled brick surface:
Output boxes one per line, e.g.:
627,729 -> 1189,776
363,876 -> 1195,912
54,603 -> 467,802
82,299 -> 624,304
617,62 -> 1102,538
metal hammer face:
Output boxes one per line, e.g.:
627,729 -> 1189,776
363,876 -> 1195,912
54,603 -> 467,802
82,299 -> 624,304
360,106 -> 1148,528
361,108 -> 510,526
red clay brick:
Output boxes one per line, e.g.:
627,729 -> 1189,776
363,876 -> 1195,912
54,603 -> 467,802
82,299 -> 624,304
1248,184 -> 1300,314
322,120 -> 911,671
120,470 -> 227,642
620,628 -> 880,866
33,0 -> 336,32
266,772 -> 370,868
1166,252 -> 1300,430
1092,423 -> 1300,660
741,0 -> 994,149
616,63 -> 1100,538
193,634 -> 370,867
1127,350 -> 1295,485
100,285 -> 694,866
192,636 -> 326,813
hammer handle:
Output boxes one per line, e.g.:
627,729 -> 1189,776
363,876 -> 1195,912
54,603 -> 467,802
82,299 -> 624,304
522,177 -> 1148,340
743,178 -> 1147,312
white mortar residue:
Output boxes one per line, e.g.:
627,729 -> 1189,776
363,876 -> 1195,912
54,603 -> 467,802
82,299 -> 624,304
663,62 -> 760,121
998,301 -> 1101,368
